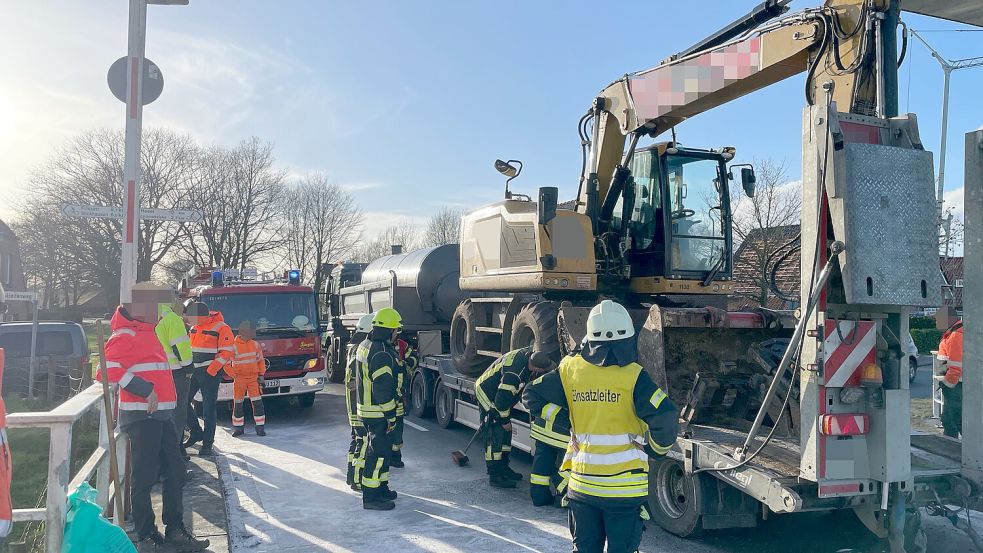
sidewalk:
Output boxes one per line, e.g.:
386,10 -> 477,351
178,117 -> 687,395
142,454 -> 230,552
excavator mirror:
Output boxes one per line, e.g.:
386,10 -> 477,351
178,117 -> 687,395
538,187 -> 558,225
495,159 -> 518,178
740,167 -> 756,198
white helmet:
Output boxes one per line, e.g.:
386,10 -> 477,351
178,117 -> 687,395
355,314 -> 374,334
585,300 -> 635,342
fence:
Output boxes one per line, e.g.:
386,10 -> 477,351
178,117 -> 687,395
2,356 -> 92,404
7,384 -> 128,553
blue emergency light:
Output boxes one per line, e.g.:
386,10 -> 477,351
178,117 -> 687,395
287,269 -> 301,285
211,270 -> 224,287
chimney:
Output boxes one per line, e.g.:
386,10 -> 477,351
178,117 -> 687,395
391,245 -> 403,255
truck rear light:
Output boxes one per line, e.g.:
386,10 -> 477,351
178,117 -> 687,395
820,414 -> 869,436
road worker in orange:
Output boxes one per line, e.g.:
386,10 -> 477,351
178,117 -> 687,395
185,301 -> 234,455
229,321 -> 268,437
937,320 -> 964,438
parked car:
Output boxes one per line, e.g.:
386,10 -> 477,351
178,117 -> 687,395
906,333 -> 919,383
0,321 -> 91,400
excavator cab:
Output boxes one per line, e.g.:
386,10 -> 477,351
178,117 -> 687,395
614,144 -> 738,299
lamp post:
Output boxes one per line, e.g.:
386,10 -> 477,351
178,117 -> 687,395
119,0 -> 188,304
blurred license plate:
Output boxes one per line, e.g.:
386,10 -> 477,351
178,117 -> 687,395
264,380 -> 280,388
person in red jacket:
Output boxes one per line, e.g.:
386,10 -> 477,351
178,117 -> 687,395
101,283 -> 209,552
0,348 -> 11,548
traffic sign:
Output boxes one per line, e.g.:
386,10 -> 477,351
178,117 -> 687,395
61,204 -> 203,223
107,56 -> 164,105
5,291 -> 38,302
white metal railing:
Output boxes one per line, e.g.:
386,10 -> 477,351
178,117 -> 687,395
932,350 -> 945,419
7,384 -> 128,553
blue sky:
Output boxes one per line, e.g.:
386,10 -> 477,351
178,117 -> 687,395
0,1 -> 980,236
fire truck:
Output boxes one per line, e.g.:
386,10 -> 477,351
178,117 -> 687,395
180,267 -> 327,408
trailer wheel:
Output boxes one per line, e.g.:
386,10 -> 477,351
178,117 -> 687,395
510,301 -> 561,362
649,458 -> 703,538
326,338 -> 345,383
451,300 -> 484,375
434,381 -> 455,428
410,372 -> 434,418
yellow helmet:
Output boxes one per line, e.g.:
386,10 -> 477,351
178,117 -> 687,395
372,307 -> 402,329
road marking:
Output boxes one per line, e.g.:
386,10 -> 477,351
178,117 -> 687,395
404,419 -> 429,432
413,510 -> 542,552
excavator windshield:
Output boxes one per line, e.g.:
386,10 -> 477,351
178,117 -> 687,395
665,154 -> 729,274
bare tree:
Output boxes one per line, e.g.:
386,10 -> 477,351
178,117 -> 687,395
939,209 -> 964,258
730,158 -> 802,307
424,206 -> 465,247
177,138 -> 286,271
280,174 -> 363,293
352,221 -> 420,262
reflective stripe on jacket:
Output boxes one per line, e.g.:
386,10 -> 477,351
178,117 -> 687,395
475,347 -> 532,417
155,306 -> 192,371
344,343 -> 362,428
355,339 -> 397,422
529,401 -> 571,449
230,337 -> 266,379
189,312 -> 234,376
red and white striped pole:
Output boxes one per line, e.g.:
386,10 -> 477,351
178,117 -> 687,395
119,0 -> 147,304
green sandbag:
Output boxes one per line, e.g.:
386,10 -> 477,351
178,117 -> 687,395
62,482 -> 135,553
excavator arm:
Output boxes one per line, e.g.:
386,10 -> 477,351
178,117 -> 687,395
578,0 -> 876,216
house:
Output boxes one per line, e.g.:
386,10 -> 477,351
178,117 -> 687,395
938,255 -> 963,316
0,219 -> 29,320
729,225 -> 801,311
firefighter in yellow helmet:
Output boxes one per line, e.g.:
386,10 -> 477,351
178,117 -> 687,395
345,314 -> 374,491
355,308 -> 402,510
524,300 -> 678,552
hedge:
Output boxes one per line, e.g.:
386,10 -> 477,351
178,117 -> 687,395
911,328 -> 943,354
910,316 -> 936,330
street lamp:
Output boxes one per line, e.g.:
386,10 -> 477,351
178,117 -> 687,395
909,29 -> 983,250
119,0 -> 188,304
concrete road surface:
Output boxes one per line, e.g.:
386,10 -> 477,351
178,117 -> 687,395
211,384 -> 980,553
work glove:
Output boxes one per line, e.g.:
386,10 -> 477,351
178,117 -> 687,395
387,419 -> 397,434
258,376 -> 265,387
484,410 -> 500,427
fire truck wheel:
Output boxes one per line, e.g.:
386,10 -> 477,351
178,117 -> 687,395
649,457 -> 703,537
298,392 -> 316,409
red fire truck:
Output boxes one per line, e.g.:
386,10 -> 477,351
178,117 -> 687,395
180,267 -> 327,408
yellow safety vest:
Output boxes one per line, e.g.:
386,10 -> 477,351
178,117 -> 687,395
559,355 -> 649,499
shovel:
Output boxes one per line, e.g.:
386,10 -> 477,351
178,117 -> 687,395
451,423 -> 484,467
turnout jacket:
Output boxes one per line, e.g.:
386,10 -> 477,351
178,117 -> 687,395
344,342 -> 363,428
524,376 -> 572,449
100,307 -> 177,427
395,339 -> 417,417
528,353 -> 678,506
475,347 -> 533,418
155,305 -> 193,372
355,338 -> 398,425
189,311 -> 234,377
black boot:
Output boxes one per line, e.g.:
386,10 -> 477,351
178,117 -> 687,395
502,465 -> 523,481
256,425 -> 266,436
380,484 -> 398,500
164,525 -> 210,552
489,473 -> 518,489
390,451 -> 404,468
232,426 -> 244,438
183,432 -> 202,449
134,530 -> 166,553
362,488 -> 395,511
197,444 -> 213,456
346,464 -> 355,487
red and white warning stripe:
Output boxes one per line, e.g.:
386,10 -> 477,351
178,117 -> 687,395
822,320 -> 876,388
820,413 -> 869,436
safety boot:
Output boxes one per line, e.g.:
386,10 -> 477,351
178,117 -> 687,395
256,425 -> 266,436
390,451 -> 404,468
164,525 -> 210,552
380,484 -> 398,500
134,530 -> 166,552
362,489 -> 395,511
502,465 -> 523,481
231,427 -> 244,438
489,473 -> 517,489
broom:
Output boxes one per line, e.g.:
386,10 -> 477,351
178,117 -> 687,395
450,423 -> 484,467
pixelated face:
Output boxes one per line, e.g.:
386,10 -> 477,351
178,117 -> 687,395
239,321 -> 256,341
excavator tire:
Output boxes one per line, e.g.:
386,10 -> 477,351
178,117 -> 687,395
451,300 -> 485,375
510,301 -> 561,363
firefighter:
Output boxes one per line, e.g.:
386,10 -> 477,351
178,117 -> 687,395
391,337 -> 418,468
476,347 -> 553,489
101,284 -> 209,552
154,291 -> 195,461
937,320 -> 964,438
184,301 -> 234,456
524,378 -> 571,507
346,314 -> 374,491
526,300 -> 678,553
355,307 -> 401,510
230,320 -> 267,437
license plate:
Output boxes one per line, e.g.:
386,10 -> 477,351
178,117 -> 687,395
263,380 -> 280,388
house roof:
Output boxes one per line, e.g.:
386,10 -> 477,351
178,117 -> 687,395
0,219 -> 15,242
730,225 -> 800,310
940,256 -> 963,309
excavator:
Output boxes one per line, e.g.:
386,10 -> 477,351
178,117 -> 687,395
447,1 -> 983,551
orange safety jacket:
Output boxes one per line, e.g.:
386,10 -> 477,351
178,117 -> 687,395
229,337 -> 266,379
938,321 -> 964,387
0,348 -> 11,539
189,312 -> 234,377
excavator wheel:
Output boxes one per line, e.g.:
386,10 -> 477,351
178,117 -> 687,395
510,301 -> 561,363
450,300 -> 485,376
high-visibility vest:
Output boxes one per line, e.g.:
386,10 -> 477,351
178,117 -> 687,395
530,401 -> 571,449
938,321 -> 964,387
355,339 -> 397,421
559,355 -> 649,500
344,343 -> 362,428
230,337 -> 266,379
189,312 -> 234,376
155,306 -> 192,371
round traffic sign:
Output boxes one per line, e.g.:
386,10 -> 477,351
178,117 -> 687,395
107,56 -> 164,105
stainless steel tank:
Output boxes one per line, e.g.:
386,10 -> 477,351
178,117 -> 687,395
342,244 -> 467,329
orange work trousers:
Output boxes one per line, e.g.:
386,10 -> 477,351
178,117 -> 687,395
232,378 -> 265,427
